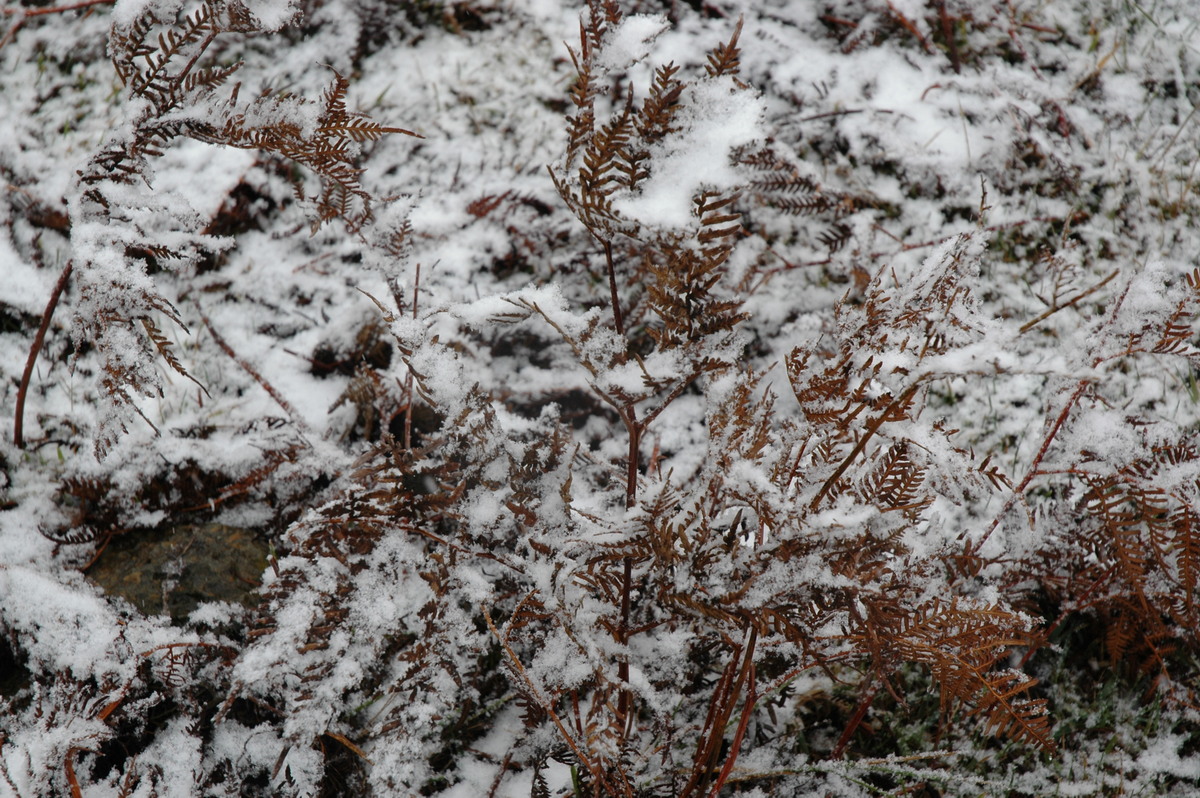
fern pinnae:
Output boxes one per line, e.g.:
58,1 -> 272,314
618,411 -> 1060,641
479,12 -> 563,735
704,15 -> 744,79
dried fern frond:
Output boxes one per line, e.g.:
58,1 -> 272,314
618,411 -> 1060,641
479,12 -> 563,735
704,16 -> 744,80
890,599 -> 1054,750
64,0 -> 419,457
140,316 -> 209,397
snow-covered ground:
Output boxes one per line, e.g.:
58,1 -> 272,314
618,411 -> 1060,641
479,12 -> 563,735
2,0 -> 1200,794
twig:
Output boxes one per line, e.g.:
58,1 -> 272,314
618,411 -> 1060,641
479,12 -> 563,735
485,750 -> 514,798
763,213 -> 1087,279
681,625 -> 758,798
970,379 -> 1091,552
706,631 -> 758,798
887,0 -> 932,54
1,0 -> 114,16
799,108 -> 864,123
0,0 -> 115,51
482,601 -> 627,797
934,0 -> 962,74
1019,269 -> 1118,334
197,306 -> 312,437
831,679 -> 881,759
603,238 -> 625,336
14,260 -> 73,449
405,262 -> 420,451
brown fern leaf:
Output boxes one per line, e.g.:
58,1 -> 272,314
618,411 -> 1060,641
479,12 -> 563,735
635,62 -> 684,143
565,48 -> 598,164
321,69 -> 352,123
786,349 -> 856,425
317,72 -> 423,142
140,316 -> 209,397
110,13 -> 156,85
616,146 -> 650,190
1176,504 -> 1200,619
859,441 -> 930,515
531,762 -> 551,798
818,222 -> 853,253
181,62 -> 242,96
580,99 -> 634,195
549,170 -> 625,241
122,1 -> 221,100
696,190 -> 742,249
893,600 -> 1054,751
143,642 -> 237,687
705,16 -> 744,79
323,114 -> 421,143
768,194 -> 839,217
1151,294 -> 1200,355
750,172 -> 819,194
1083,476 -> 1148,592
967,669 -> 1054,751
1101,603 -> 1140,667
41,524 -> 107,545
644,244 -> 746,348
976,454 -> 1013,491
219,443 -> 303,503
639,482 -> 683,565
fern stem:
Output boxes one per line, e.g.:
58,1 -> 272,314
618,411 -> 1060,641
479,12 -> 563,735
603,239 -> 624,336
14,259 -> 72,449
971,379 -> 1090,551
617,418 -> 640,734
1,0 -> 112,16
705,628 -> 758,798
831,679 -> 881,759
404,262 -> 420,451
681,624 -> 758,798
199,307 -> 313,439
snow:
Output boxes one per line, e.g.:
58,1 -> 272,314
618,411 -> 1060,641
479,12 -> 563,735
596,14 -> 669,72
614,75 -> 765,229
3,0 -> 1200,794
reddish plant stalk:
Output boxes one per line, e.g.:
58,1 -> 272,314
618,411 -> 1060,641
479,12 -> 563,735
603,238 -> 624,336
404,262 -> 421,451
616,414 -> 640,731
1,0 -> 114,16
681,625 -> 759,798
14,260 -> 73,449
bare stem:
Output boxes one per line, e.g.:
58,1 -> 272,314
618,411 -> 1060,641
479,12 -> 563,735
616,416 -> 640,733
404,262 -> 421,451
199,307 -> 312,440
1,0 -> 114,16
14,260 -> 73,449
603,238 -> 625,336
971,379 -> 1090,551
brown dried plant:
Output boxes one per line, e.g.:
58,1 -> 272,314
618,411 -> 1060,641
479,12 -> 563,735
52,3 -> 1191,796
13,0 -> 418,457
225,8 -> 1072,795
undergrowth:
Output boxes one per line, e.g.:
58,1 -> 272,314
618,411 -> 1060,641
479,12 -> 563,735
2,0 -> 1200,796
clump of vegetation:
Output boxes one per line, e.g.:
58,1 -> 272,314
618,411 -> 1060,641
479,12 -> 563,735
2,0 -> 1200,795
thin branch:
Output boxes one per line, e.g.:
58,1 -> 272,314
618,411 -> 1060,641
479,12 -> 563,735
14,260 -> 73,449
405,262 -> 420,451
603,238 -> 625,336
705,629 -> 758,798
1,0 -> 113,16
970,379 -> 1091,552
1019,269 -> 1119,334
198,305 -> 313,438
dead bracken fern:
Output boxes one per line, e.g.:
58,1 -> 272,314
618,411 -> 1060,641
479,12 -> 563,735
11,1 -> 1200,796
223,9 -> 1087,796
21,0 -> 419,457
